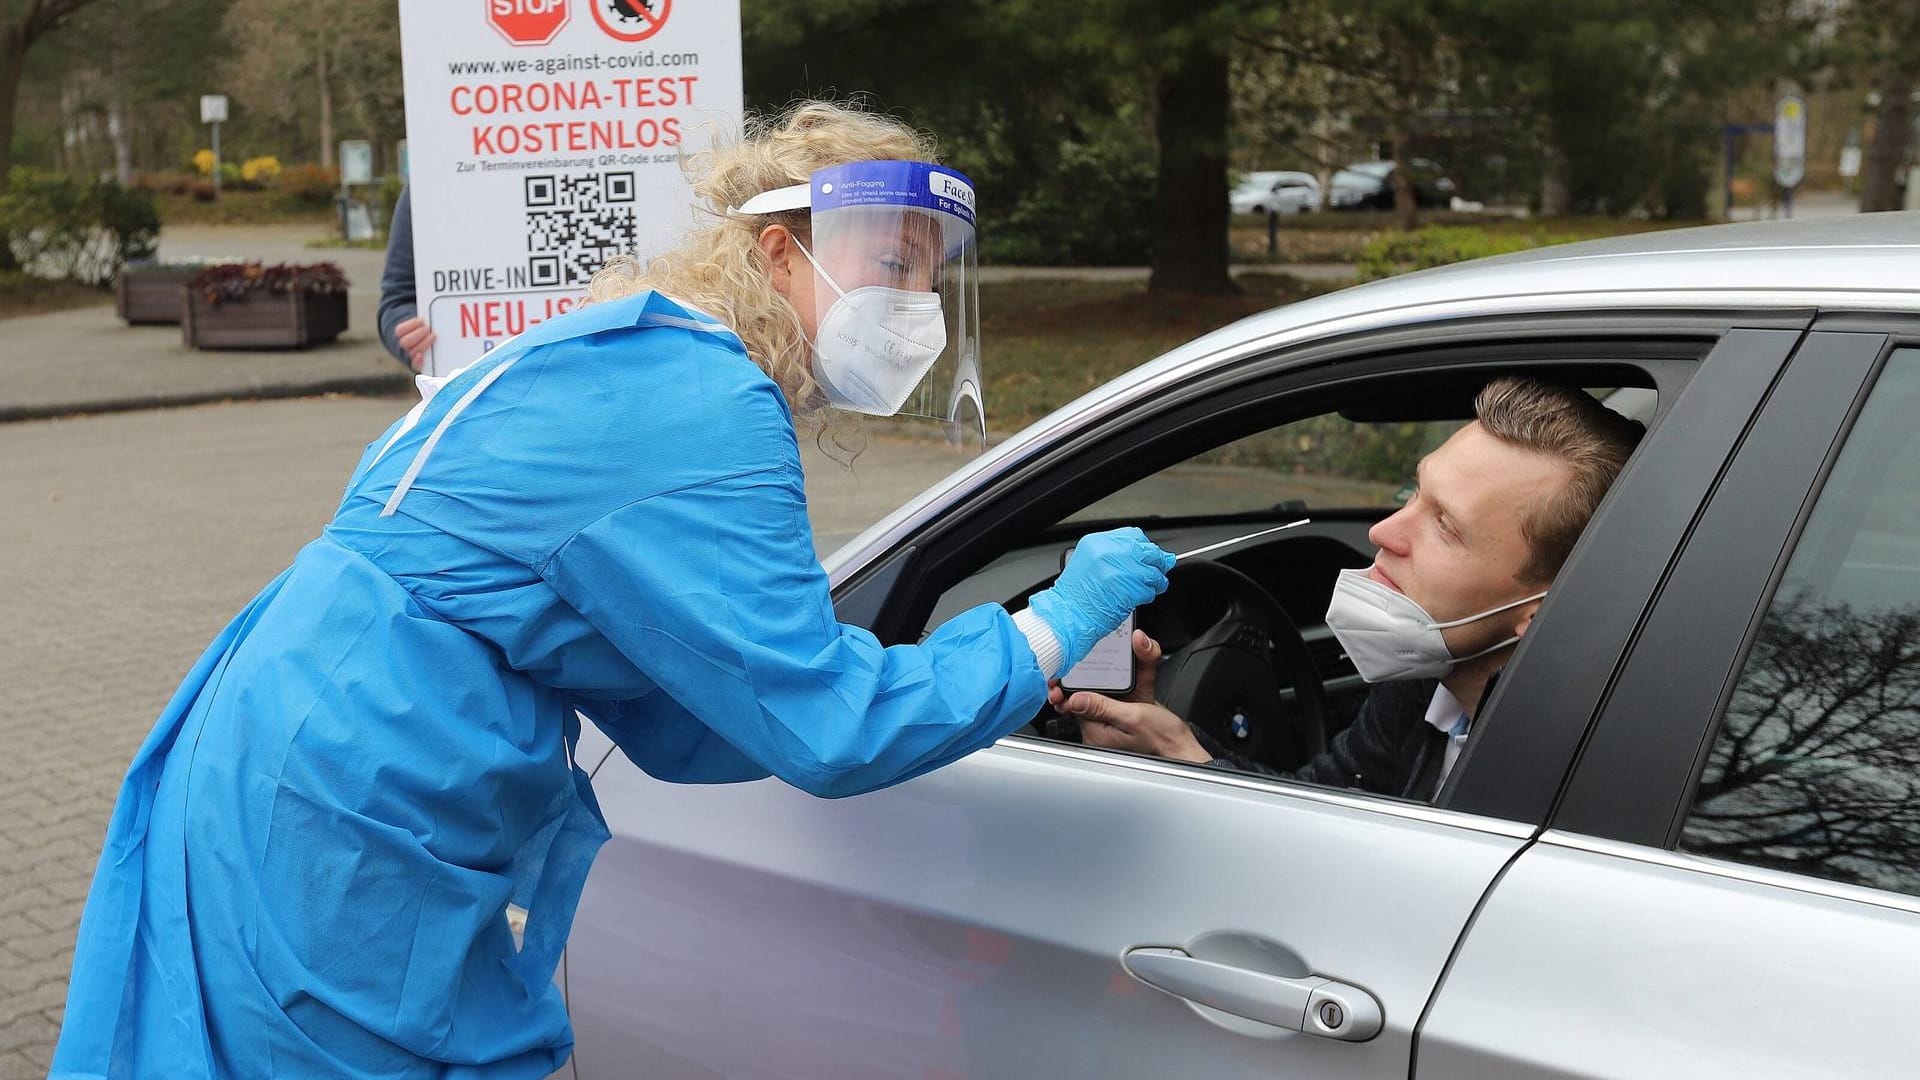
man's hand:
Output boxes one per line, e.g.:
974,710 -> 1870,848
1047,630 -> 1211,764
394,316 -> 437,373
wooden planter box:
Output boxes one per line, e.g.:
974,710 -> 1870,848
182,289 -> 349,350
115,268 -> 196,325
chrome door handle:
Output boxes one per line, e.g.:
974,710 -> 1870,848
1122,947 -> 1383,1041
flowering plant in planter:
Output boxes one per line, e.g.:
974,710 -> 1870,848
116,257 -> 247,324
190,261 -> 350,307
182,261 -> 351,349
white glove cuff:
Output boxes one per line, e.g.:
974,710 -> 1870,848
1012,607 -> 1066,681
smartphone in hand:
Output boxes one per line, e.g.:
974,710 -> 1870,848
1055,545 -> 1136,693
1059,611 -> 1136,694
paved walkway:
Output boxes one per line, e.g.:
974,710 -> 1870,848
0,302 -> 413,422
1726,188 -> 1861,221
1,225 -> 410,422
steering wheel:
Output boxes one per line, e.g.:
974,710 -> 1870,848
1137,560 -> 1328,773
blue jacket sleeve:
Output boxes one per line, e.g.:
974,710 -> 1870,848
540,464 -> 1050,799
377,186 -> 417,365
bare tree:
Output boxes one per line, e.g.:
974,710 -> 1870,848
222,0 -> 402,170
1229,50 -> 1366,199
1684,592 -> 1920,895
1243,1 -> 1456,232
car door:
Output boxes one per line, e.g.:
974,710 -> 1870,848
1418,327 -> 1920,1078
563,319 -> 1803,1080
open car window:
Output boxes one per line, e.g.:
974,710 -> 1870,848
924,369 -> 1660,804
1064,413 -> 1464,525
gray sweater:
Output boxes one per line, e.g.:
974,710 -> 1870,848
377,186 -> 418,367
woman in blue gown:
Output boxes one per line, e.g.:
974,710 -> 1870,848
51,101 -> 1172,1078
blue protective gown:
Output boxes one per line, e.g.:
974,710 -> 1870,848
51,292 -> 1048,1079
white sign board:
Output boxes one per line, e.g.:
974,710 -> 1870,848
199,95 -> 228,124
1774,93 -> 1807,190
399,0 -> 744,374
1840,145 -> 1862,179
340,140 -> 374,185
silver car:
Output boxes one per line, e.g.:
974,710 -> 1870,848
563,215 -> 1920,1078
1230,171 -> 1322,216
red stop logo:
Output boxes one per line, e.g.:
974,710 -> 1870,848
488,0 -> 570,46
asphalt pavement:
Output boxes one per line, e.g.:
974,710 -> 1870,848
1,225 -> 410,423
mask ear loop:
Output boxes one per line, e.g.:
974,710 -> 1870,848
1430,589 -> 1549,629
790,237 -> 849,301
1454,633 -> 1523,664
781,236 -> 848,367
1436,589 -> 1549,663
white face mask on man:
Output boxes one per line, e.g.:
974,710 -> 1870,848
795,240 -> 948,416
1323,567 -> 1547,682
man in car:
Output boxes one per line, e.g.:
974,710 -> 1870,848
1050,376 -> 1644,800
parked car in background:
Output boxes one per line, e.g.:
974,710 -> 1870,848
1328,159 -> 1457,210
565,215 -> 1920,1079
1230,170 -> 1322,215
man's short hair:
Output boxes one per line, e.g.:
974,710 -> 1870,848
1473,376 -> 1646,584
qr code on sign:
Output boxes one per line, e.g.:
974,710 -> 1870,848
524,173 -> 638,287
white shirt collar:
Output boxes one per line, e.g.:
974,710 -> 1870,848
1423,683 -> 1468,736
1424,683 -> 1473,792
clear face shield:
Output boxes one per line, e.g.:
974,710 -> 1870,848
738,161 -> 984,449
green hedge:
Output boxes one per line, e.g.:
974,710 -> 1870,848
0,169 -> 161,284
1355,226 -> 1586,282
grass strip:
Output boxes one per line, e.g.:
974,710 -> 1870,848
0,274 -> 112,320
976,274 -> 1334,435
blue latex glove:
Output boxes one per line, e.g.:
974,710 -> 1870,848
1028,527 -> 1176,673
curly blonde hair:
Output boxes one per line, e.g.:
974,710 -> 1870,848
586,100 -> 937,413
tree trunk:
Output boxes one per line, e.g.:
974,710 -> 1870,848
1388,125 -> 1419,232
1539,140 -> 1572,217
1310,114 -> 1335,200
1148,39 -> 1236,295
108,0 -> 131,185
318,48 -> 334,168
0,25 -> 25,271
1861,69 -> 1916,213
